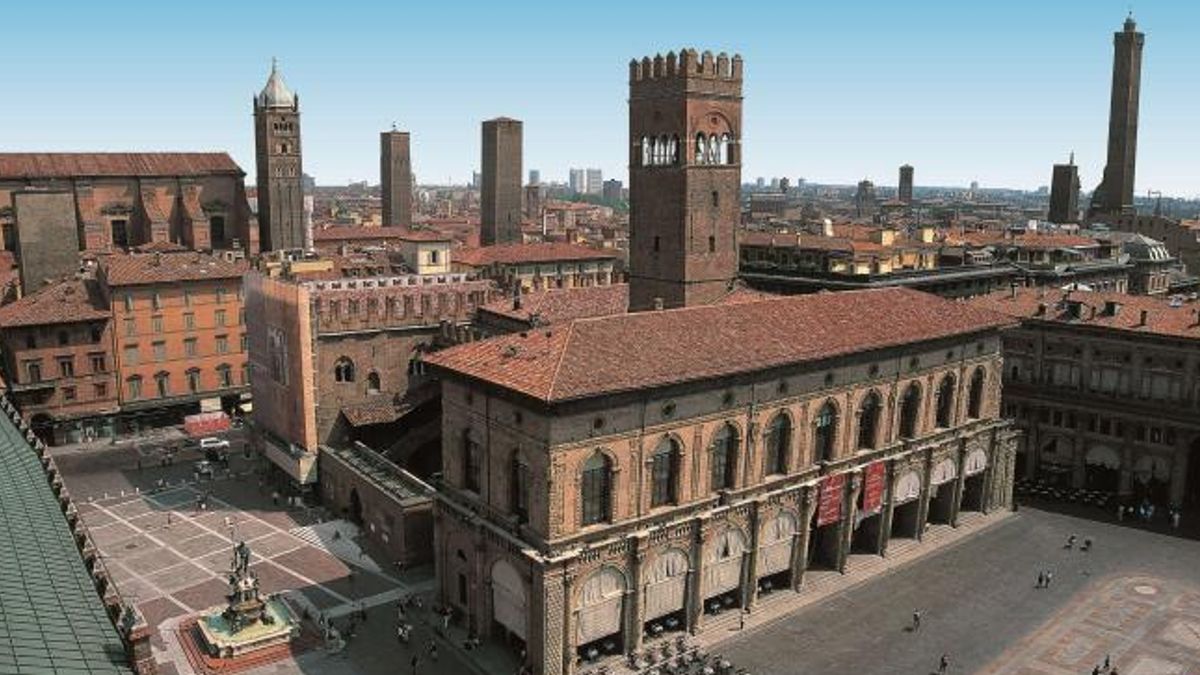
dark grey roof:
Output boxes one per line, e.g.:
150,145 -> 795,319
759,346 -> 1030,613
0,404 -> 132,674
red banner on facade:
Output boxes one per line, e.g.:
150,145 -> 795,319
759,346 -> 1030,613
861,462 -> 886,515
184,411 -> 231,438
817,473 -> 846,527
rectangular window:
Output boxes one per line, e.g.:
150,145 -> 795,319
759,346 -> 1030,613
124,318 -> 137,336
184,338 -> 198,357
90,354 -> 106,373
184,312 -> 195,330
58,358 -> 74,378
151,315 -> 164,334
123,345 -> 138,365
124,294 -> 133,311
238,308 -> 246,325
94,382 -> 107,399
153,341 -> 166,362
215,309 -> 227,327
25,361 -> 42,383
511,460 -> 530,522
128,378 -> 141,399
184,290 -> 192,307
240,334 -> 248,352
216,288 -> 227,304
62,386 -> 76,402
216,335 -> 229,354
152,292 -> 162,310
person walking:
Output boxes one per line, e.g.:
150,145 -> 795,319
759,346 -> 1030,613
1045,570 -> 1053,587
410,654 -> 420,675
938,653 -> 949,674
427,640 -> 438,662
1036,571 -> 1045,589
912,610 -> 922,632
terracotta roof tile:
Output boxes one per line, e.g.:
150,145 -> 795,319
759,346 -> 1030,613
454,242 -> 616,267
102,251 -> 247,287
0,152 -> 243,179
0,278 -> 109,327
969,288 -> 1200,340
428,287 -> 1015,403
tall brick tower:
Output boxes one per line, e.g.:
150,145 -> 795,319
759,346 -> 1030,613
480,118 -> 523,246
898,164 -> 914,204
1091,14 -> 1143,216
628,49 -> 742,312
381,127 -> 413,227
254,59 -> 305,251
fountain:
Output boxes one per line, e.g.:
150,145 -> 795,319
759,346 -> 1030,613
195,541 -> 298,658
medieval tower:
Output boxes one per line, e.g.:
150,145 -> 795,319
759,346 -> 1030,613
628,49 -> 743,311
254,59 -> 306,251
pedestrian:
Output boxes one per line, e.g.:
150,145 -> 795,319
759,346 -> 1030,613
441,611 -> 450,634
272,490 -> 280,506
1082,537 -> 1092,552
1065,534 -> 1077,549
410,654 -> 420,675
1172,510 -> 1181,530
166,512 -> 173,528
1104,654 -> 1111,670
912,610 -> 922,632
1092,666 -> 1100,675
938,653 -> 949,674
427,640 -> 438,662
739,610 -> 746,630
1117,503 -> 1124,521
1045,571 -> 1053,587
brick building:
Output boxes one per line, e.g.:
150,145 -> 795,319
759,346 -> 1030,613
254,59 -> 306,251
381,129 -> 413,228
426,287 -> 1018,675
628,50 -> 742,311
0,152 -> 259,288
245,260 -> 497,493
970,287 -> 1200,509
99,251 -> 250,431
0,279 -> 119,444
480,118 -> 523,246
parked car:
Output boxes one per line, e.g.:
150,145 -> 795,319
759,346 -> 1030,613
199,437 -> 231,461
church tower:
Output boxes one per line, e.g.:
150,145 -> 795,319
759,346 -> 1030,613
628,49 -> 743,312
254,59 -> 305,251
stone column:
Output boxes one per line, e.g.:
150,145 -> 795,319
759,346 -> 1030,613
627,538 -> 646,655
792,486 -> 817,591
560,571 -> 575,675
839,470 -> 863,570
878,460 -> 897,555
1169,441 -> 1189,507
745,499 -> 763,609
949,439 -> 967,527
916,448 -> 934,542
687,516 -> 709,633
1119,446 -> 1134,496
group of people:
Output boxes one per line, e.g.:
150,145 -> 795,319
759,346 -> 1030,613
1116,500 -> 1184,530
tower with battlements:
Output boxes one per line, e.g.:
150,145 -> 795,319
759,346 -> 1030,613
628,49 -> 743,312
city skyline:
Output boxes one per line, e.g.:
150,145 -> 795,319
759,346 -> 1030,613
2,1 -> 1198,196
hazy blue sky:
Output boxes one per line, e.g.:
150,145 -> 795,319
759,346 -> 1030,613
3,1 -> 1198,195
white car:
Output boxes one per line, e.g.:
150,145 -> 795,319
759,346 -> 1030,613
199,437 -> 230,451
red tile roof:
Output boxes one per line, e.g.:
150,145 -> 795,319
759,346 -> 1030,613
313,226 -> 452,243
102,251 -> 248,287
0,153 -> 244,179
454,242 -> 617,267
427,287 -> 1015,403
0,278 -> 109,327
968,288 -> 1200,340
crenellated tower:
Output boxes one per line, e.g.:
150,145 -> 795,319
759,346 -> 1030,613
628,49 -> 743,311
254,59 -> 306,251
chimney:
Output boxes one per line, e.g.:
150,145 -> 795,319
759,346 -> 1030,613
1103,300 -> 1122,317
1089,305 -> 1097,320
1035,303 -> 1047,317
653,297 -> 664,311
1009,281 -> 1018,299
1138,309 -> 1149,326
152,252 -> 162,267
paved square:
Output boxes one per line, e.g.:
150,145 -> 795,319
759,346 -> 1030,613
720,508 -> 1200,675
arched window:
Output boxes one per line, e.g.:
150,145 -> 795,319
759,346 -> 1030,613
720,133 -> 733,164
366,371 -> 381,394
581,452 -> 612,525
936,374 -> 956,428
708,134 -> 720,164
334,356 -> 355,383
670,135 -> 680,164
764,413 -> 791,475
658,135 -> 669,165
710,423 -> 739,491
813,402 -> 838,463
695,133 -> 707,165
650,437 -> 679,507
857,391 -> 882,450
899,383 -> 922,439
462,429 -> 481,492
967,367 -> 986,419
642,137 -> 651,167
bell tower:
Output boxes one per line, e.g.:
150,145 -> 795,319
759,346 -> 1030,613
628,49 -> 743,312
254,58 -> 306,251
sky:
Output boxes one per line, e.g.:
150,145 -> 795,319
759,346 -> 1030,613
2,1 -> 1198,196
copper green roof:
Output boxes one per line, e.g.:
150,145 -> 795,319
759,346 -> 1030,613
0,407 -> 132,674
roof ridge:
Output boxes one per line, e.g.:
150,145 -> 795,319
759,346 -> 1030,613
545,321 -> 577,402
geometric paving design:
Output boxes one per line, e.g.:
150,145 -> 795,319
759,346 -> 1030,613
980,575 -> 1200,675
